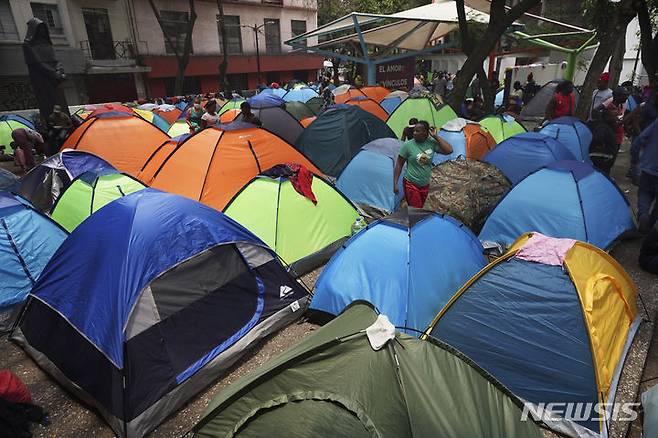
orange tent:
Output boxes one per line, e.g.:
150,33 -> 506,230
220,109 -> 240,123
153,107 -> 182,124
300,116 -> 316,127
62,113 -> 170,176
138,126 -> 322,211
345,98 -> 389,121
334,88 -> 367,104
360,86 -> 390,103
461,123 -> 497,159
87,103 -> 133,118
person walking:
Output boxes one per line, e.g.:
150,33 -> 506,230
545,80 -> 576,120
588,106 -> 620,174
589,72 -> 613,120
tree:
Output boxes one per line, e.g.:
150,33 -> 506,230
216,0 -> 230,92
636,0 -> 658,90
148,0 -> 197,96
448,0 -> 542,114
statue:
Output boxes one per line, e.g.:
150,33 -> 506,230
23,18 -> 70,126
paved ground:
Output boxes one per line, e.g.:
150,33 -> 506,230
0,144 -> 656,437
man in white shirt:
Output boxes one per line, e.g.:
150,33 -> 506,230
589,72 -> 613,120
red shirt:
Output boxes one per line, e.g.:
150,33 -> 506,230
552,92 -> 575,119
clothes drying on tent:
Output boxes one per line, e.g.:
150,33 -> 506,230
479,161 -> 635,249
345,97 -> 389,121
223,170 -> 361,276
51,171 -> 146,232
387,97 -> 457,138
478,114 -> 527,143
17,150 -> 115,213
0,115 -> 35,156
193,302 -> 543,438
336,138 -> 404,217
539,116 -> 593,162
62,113 -> 170,177
0,168 -> 18,191
294,105 -> 396,177
483,132 -> 577,184
0,193 -> 66,331
359,86 -> 390,103
520,80 -> 580,121
138,125 -> 322,211
282,88 -> 319,103
13,189 -> 309,438
167,120 -> 191,137
427,232 -> 640,438
434,118 -> 496,164
283,101 -> 316,121
426,159 -> 511,233
311,209 -> 486,333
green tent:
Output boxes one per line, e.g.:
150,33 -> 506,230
305,97 -> 324,114
479,115 -> 527,143
386,97 -> 458,138
224,172 -> 361,275
167,119 -> 191,137
193,302 -> 544,438
219,99 -> 245,116
284,101 -> 316,120
51,171 -> 146,232
0,116 -> 33,156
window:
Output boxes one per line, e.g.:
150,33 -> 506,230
160,10 -> 192,55
264,19 -> 280,54
291,20 -> 306,47
0,0 -> 18,40
217,15 -> 242,55
31,3 -> 64,36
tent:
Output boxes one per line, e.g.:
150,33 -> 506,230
334,87 -> 367,104
345,97 -> 389,121
62,113 -> 170,177
282,88 -> 319,103
193,302 -> 543,438
51,171 -> 146,232
138,125 -> 322,211
478,114 -> 527,143
300,116 -> 316,127
283,101 -> 316,121
12,189 -> 309,438
539,116 -> 593,162
434,118 -> 496,164
305,96 -> 324,114
153,107 -> 182,125
520,80 -> 580,121
336,138 -> 405,217
426,232 -> 640,438
360,85 -> 390,103
426,159 -> 511,233
133,108 -> 170,132
17,150 -> 115,213
0,193 -> 66,331
0,168 -> 18,191
0,115 -> 34,155
224,170 -> 361,275
245,95 -> 305,146
260,88 -> 286,98
219,109 -> 240,123
381,90 -> 409,114
387,97 -> 457,138
479,161 -> 635,249
294,105 -> 396,176
167,119 -> 191,137
311,208 -> 486,332
218,99 -> 245,116
482,132 -> 577,184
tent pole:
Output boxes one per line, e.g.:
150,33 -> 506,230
367,60 -> 376,85
564,52 -> 577,81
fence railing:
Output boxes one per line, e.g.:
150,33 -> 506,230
79,40 -> 149,60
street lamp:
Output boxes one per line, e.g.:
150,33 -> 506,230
240,20 -> 276,85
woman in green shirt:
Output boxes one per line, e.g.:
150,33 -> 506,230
393,120 -> 453,207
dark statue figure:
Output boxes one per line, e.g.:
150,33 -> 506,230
23,18 -> 70,124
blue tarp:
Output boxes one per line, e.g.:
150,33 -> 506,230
311,210 -> 486,333
483,132 -> 576,184
29,189 -> 266,368
430,257 -> 600,433
283,88 -> 319,103
479,161 -> 635,249
539,116 -> 593,162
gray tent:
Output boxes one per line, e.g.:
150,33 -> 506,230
520,80 -> 580,121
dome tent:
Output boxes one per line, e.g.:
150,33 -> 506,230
218,99 -> 245,116
434,118 -> 496,164
0,193 -> 66,331
17,150 -> 115,213
359,85 -> 390,103
386,97 -> 458,138
283,101 -> 316,121
167,119 -> 191,137
51,171 -> 146,232
426,159 -> 511,233
381,90 -> 408,114
332,85 -> 366,104
539,116 -> 593,162
138,125 -> 322,211
0,168 -> 18,191
0,115 -> 35,156
478,114 -> 527,143
246,94 -> 305,145
520,80 -> 580,121
294,105 -> 396,177
282,87 -> 319,103
427,232 -> 640,438
193,302 -> 543,438
305,96 -> 324,114
479,161 -> 635,249
13,189 -> 309,438
345,97 -> 389,121
311,208 -> 486,333
133,108 -> 170,132
482,132 -> 576,184
223,169 -> 361,276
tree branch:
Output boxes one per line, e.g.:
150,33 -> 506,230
148,0 -> 182,62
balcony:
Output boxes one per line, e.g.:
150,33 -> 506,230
79,40 -> 151,75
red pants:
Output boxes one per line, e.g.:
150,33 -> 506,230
403,179 -> 429,208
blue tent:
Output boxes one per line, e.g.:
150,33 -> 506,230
336,138 -> 405,217
311,208 -> 486,333
260,88 -> 287,98
483,132 -> 576,184
0,168 -> 18,191
12,189 -> 308,438
17,150 -> 115,213
539,116 -> 593,162
0,193 -> 66,331
479,161 -> 635,249
381,96 -> 403,114
283,87 -> 319,103
247,93 -> 285,108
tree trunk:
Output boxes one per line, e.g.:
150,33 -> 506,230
636,0 -> 658,90
479,67 -> 495,114
608,37 -> 625,87
217,0 -> 230,92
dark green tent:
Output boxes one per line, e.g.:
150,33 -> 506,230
193,302 -> 543,438
305,97 -> 324,114
284,101 -> 316,120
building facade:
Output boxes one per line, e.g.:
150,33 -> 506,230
0,0 -> 321,109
